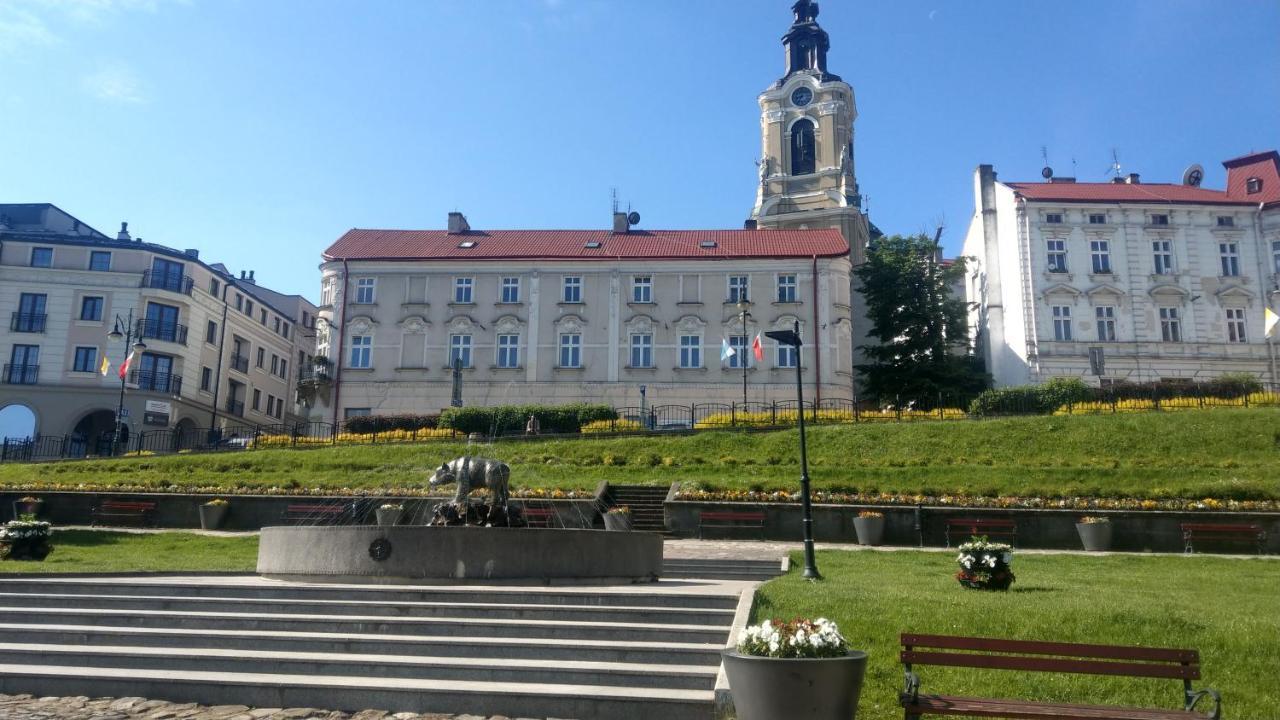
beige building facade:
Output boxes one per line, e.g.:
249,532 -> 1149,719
0,204 -> 317,452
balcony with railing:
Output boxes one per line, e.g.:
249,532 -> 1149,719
9,313 -> 46,333
229,353 -> 250,374
224,397 -> 245,417
140,270 -> 194,296
297,367 -> 332,385
130,370 -> 182,394
2,364 -> 38,385
135,319 -> 189,346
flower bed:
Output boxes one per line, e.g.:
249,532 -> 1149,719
674,489 -> 1280,512
955,538 -> 1014,590
693,408 -> 965,428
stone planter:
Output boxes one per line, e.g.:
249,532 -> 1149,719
198,503 -> 228,530
721,649 -> 868,720
1076,521 -> 1113,552
603,512 -> 633,531
852,515 -> 885,546
12,499 -> 42,519
376,508 -> 404,527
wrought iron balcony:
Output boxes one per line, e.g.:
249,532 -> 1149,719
2,364 -> 38,385
224,398 -> 245,417
296,367 -> 331,385
9,313 -> 46,333
135,319 -> 188,345
229,354 -> 250,374
140,270 -> 194,295
130,370 -> 182,394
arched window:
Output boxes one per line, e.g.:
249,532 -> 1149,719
790,119 -> 816,175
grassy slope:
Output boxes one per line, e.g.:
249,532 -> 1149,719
0,530 -> 259,573
752,550 -> 1280,720
0,409 -> 1276,499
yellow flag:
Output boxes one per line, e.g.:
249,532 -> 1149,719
1266,307 -> 1280,338
99,355 -> 110,376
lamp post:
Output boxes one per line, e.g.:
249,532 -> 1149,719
765,321 -> 820,580
736,296 -> 751,406
107,309 -> 147,455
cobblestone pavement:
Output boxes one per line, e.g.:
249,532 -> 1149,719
0,695 -> 558,720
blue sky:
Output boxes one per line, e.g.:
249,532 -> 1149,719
2,0 -> 1277,301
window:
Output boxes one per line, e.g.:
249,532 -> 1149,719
252,389 -> 262,412
449,334 -> 472,368
206,320 -> 218,344
1046,240 -> 1068,273
320,278 -> 336,306
273,317 -> 281,333
453,277 -> 473,303
1159,307 -> 1181,342
349,335 -> 371,368
1217,216 -> 1234,228
89,251 -> 111,271
1149,213 -> 1169,226
559,333 -> 581,368
562,276 -> 582,303
144,302 -> 180,342
210,278 -> 221,297
79,296 -> 103,322
201,367 -> 212,392
1246,177 -> 1262,194
355,278 -> 375,304
1152,240 -> 1174,275
497,334 -> 520,368
244,299 -> 254,316
681,274 -> 700,303
632,276 -> 652,303
1052,306 -> 1073,341
1226,308 -> 1247,343
270,354 -> 279,375
7,345 -> 38,384
259,309 -> 267,325
1089,240 -> 1111,274
776,342 -> 797,368
279,359 -> 287,379
30,247 -> 52,267
777,274 -> 797,303
790,118 -> 816,175
500,277 -> 520,303
1219,242 -> 1240,277
234,294 -> 243,311
282,323 -> 290,339
72,347 -> 97,373
727,335 -> 748,368
679,335 -> 701,369
630,334 -> 653,368
1273,241 -> 1280,274
256,347 -> 265,368
728,275 -> 749,303
16,293 -> 46,332
1088,214 -> 1106,225
1095,306 -> 1116,342
1045,213 -> 1063,224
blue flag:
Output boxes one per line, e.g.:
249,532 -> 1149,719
720,338 -> 736,361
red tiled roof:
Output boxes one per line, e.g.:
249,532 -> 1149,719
1006,182 -> 1252,206
323,228 -> 850,261
1223,150 -> 1280,207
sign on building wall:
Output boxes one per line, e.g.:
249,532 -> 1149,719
143,400 -> 172,427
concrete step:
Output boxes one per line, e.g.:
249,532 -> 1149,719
0,644 -> 717,691
661,559 -> 784,581
0,606 -> 731,644
0,593 -> 734,626
0,579 -> 737,610
0,664 -> 716,720
0,623 -> 726,665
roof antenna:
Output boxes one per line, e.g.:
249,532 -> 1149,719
1040,146 -> 1053,179
1106,149 -> 1122,180
611,188 -> 619,214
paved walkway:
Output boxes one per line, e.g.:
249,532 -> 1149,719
0,694 -> 554,720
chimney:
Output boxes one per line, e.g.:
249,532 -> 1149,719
117,222 -> 131,241
1126,173 -> 1141,184
239,271 -> 246,280
447,212 -> 470,234
247,270 -> 255,284
612,212 -> 630,234
184,249 -> 199,259
1111,177 -> 1126,184
743,219 -> 758,230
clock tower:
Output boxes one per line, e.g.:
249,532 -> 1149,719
751,0 -> 869,265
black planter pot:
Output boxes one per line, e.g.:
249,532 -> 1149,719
603,513 -> 633,531
852,515 -> 885,545
199,504 -> 228,530
12,500 -> 42,519
1076,521 -> 1113,551
721,649 -> 868,720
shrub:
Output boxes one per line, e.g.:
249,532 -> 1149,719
969,377 -> 1091,417
439,404 -> 617,435
342,414 -> 440,434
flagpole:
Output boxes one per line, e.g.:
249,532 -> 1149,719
107,308 -> 147,455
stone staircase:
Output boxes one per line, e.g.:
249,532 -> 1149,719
608,484 -> 670,533
0,576 -> 746,720
661,558 -> 785,582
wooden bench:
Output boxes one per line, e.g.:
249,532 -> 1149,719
697,510 -> 765,539
900,633 -> 1221,720
280,502 -> 349,525
90,499 -> 157,527
521,508 -> 556,529
1181,523 -> 1266,554
945,517 -> 1016,547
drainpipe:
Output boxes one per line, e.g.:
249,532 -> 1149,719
209,280 -> 230,430
812,254 -> 821,406
330,259 -> 350,428
1254,202 -> 1278,389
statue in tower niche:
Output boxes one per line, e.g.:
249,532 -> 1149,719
428,456 -> 522,527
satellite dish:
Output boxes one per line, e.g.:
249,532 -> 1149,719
627,211 -> 641,226
1041,167 -> 1053,179
1182,164 -> 1204,187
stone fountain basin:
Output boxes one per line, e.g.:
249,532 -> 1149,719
257,525 -> 663,584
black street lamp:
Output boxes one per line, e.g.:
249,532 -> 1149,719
735,296 -> 752,406
107,309 -> 147,454
765,321 -> 820,580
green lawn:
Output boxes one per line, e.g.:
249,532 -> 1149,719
0,530 -> 259,573
0,409 -> 1277,500
751,550 -> 1280,720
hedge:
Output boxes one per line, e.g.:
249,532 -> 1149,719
439,404 -> 617,435
970,374 -> 1266,417
969,378 -> 1091,417
342,413 -> 440,434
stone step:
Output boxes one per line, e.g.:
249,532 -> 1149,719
0,644 -> 718,691
0,606 -> 731,644
0,623 -> 726,665
0,593 -> 734,626
0,664 -> 715,720
0,579 -> 738,610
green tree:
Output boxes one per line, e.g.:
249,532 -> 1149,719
854,234 -> 989,403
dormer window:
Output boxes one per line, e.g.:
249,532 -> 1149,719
1088,214 -> 1106,225
458,240 -> 477,249
1246,177 -> 1262,194
1150,214 -> 1169,226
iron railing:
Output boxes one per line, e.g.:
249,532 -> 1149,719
1,364 -> 38,385
130,370 -> 182,394
9,313 -> 45,333
229,354 -> 250,374
224,398 -> 245,417
140,270 -> 194,295
135,319 -> 188,345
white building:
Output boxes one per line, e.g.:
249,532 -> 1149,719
963,151 -> 1280,388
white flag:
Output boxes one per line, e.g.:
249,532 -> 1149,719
1266,307 -> 1279,338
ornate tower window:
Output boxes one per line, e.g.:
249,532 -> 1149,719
790,119 -> 816,176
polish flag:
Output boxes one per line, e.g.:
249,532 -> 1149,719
752,333 -> 764,362
118,350 -> 135,380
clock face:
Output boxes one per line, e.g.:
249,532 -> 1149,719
791,87 -> 813,107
